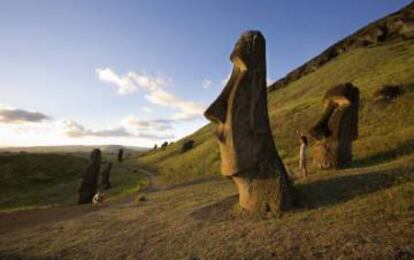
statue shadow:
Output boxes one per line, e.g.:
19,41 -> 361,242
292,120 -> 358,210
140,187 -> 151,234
295,164 -> 413,210
352,138 -> 414,168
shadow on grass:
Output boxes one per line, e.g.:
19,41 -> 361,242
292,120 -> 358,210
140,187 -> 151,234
353,138 -> 414,168
296,163 -> 414,209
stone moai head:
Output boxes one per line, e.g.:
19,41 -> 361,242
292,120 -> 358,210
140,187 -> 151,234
204,31 -> 278,178
309,83 -> 360,168
78,148 -> 102,204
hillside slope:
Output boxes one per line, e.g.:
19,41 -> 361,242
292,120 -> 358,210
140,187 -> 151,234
0,152 -> 147,211
138,36 -> 414,184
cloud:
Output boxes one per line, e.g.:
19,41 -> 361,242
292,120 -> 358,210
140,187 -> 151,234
140,106 -> 153,113
202,79 -> 212,89
61,120 -> 173,140
96,68 -> 205,121
122,115 -> 173,131
0,105 -> 51,124
96,67 -> 170,95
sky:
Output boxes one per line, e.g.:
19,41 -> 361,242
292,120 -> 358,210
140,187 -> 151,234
0,0 -> 411,147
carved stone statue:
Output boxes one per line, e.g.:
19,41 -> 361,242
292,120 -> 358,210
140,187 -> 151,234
117,149 -> 124,162
309,83 -> 360,169
101,162 -> 112,190
78,149 -> 102,204
204,31 -> 291,217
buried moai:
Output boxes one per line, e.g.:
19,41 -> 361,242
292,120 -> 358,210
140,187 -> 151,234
101,162 -> 112,190
78,149 -> 102,204
204,31 -> 292,217
117,149 -> 124,162
309,83 -> 360,169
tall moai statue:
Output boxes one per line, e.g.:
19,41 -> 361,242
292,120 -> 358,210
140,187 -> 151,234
78,149 -> 102,204
101,162 -> 112,190
117,149 -> 124,162
204,31 -> 292,217
309,83 -> 360,169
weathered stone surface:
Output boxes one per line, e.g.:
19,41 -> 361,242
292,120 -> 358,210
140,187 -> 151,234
117,149 -> 124,162
101,162 -> 112,190
309,83 -> 360,169
78,149 -> 102,204
204,31 -> 291,217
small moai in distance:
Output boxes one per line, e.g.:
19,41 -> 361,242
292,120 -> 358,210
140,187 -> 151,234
204,31 -> 292,217
309,83 -> 360,169
78,149 -> 102,204
117,149 -> 124,162
101,162 -> 112,190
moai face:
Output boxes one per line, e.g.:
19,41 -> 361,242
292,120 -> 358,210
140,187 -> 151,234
204,31 -> 272,176
309,83 -> 359,168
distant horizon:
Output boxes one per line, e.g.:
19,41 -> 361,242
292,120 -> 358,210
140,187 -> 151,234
0,0 -> 411,147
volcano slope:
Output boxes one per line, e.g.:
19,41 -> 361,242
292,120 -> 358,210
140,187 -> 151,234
1,3 -> 414,259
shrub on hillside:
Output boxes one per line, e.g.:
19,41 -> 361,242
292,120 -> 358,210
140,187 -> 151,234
181,140 -> 195,153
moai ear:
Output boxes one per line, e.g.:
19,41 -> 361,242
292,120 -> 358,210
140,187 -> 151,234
350,87 -> 360,140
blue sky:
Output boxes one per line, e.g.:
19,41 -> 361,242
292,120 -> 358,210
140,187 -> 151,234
0,0 -> 410,147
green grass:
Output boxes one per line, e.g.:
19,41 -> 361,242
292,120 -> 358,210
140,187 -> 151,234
137,39 -> 414,183
0,152 -> 148,212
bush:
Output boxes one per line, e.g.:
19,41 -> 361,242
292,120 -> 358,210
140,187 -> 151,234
181,140 -> 195,153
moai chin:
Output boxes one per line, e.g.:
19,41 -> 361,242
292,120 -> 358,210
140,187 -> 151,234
204,31 -> 291,217
309,83 -> 360,169
78,149 -> 102,204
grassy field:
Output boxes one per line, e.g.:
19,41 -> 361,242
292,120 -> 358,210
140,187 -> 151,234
1,154 -> 412,259
0,151 -> 148,212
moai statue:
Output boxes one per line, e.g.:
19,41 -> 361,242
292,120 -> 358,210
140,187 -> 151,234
204,31 -> 292,217
78,149 -> 102,204
309,83 -> 359,169
117,149 -> 124,162
101,162 -> 112,190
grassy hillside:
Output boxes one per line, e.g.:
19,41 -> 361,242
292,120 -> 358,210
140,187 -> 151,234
137,38 -> 414,184
0,152 -> 148,212
1,160 -> 413,259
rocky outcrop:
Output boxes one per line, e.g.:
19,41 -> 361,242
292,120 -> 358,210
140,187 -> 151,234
204,31 -> 292,217
78,149 -> 102,204
269,2 -> 414,92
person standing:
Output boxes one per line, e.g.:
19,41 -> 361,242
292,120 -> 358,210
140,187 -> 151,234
297,130 -> 308,178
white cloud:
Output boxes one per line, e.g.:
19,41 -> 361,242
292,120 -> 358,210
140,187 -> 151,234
140,106 -> 153,113
267,77 -> 273,86
0,104 -> 51,124
122,115 -> 173,131
96,68 -> 205,121
202,79 -> 212,89
61,119 -> 173,140
61,120 -> 132,138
